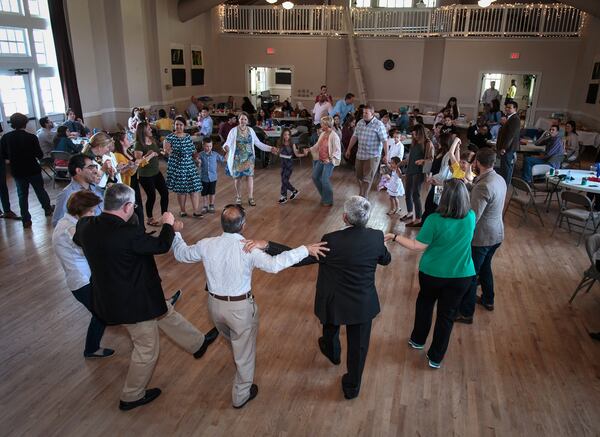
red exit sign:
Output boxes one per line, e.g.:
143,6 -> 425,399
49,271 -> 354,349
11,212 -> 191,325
510,52 -> 520,59
266,47 -> 275,55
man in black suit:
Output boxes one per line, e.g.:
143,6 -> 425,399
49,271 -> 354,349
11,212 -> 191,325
254,196 -> 391,399
74,184 -> 218,411
496,100 -> 521,184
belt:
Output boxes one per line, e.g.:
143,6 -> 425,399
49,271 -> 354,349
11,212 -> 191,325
208,291 -> 252,302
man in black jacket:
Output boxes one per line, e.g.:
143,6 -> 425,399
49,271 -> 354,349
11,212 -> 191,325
254,196 -> 391,399
74,184 -> 218,411
496,101 -> 521,184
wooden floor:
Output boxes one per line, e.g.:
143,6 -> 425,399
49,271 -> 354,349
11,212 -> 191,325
1,159 -> 599,436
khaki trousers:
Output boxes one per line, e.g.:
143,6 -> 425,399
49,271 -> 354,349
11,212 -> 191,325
207,294 -> 259,407
355,157 -> 380,198
121,302 -> 205,402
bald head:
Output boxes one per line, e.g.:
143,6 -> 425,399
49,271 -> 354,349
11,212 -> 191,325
221,204 -> 246,234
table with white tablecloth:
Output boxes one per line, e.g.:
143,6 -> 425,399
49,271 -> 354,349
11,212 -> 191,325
534,117 -> 599,147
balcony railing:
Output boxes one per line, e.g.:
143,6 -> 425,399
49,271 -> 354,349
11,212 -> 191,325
219,4 -> 585,38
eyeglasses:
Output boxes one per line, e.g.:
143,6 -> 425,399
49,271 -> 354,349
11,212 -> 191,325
126,202 -> 138,209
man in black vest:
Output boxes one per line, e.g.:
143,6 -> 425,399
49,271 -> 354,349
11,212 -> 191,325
74,183 -> 218,411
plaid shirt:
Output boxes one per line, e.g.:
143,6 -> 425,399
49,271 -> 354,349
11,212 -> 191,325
353,117 -> 388,160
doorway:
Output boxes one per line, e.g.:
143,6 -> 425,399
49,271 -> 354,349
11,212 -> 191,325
479,72 -> 539,127
0,69 -> 37,132
247,65 -> 292,109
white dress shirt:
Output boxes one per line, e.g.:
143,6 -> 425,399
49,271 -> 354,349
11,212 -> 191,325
312,101 -> 333,125
52,214 -> 91,291
172,232 -> 309,296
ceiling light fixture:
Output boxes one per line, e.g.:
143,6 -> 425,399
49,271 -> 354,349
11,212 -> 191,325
477,0 -> 495,7
282,1 -> 294,9
266,0 -> 277,4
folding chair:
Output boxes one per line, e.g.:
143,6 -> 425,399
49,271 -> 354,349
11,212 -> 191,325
569,233 -> 600,303
50,151 -> 72,188
552,190 -> 598,246
503,177 -> 544,227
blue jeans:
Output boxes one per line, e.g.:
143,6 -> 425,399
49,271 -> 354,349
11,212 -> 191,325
459,243 -> 501,317
72,284 -> 107,355
499,151 -> 515,185
14,173 -> 51,222
522,156 -> 547,182
312,161 -> 334,205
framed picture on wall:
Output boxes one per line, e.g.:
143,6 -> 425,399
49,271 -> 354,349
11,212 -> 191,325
191,69 -> 204,86
191,45 -> 203,67
172,68 -> 186,87
171,49 -> 184,65
586,84 -> 598,104
592,62 -> 600,80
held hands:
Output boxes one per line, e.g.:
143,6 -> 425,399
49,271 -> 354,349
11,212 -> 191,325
307,241 -> 329,259
271,147 -> 279,154
241,239 -> 269,253
384,233 -> 396,242
173,220 -> 184,232
162,212 -> 175,226
415,159 -> 425,166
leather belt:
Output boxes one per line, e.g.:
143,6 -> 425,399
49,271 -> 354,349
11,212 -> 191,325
208,291 -> 252,302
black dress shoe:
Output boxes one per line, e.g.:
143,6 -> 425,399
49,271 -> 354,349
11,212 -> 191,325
454,314 -> 473,324
318,337 -> 340,365
341,374 -> 360,400
168,289 -> 182,306
119,388 -> 161,411
193,327 -> 219,359
476,295 -> 494,311
233,384 -> 258,409
84,348 -> 115,359
44,205 -> 55,216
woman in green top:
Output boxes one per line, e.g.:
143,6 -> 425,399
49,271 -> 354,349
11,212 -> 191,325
133,122 -> 167,227
386,178 -> 475,369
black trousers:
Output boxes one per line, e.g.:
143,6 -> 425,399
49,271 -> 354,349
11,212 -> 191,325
14,173 -> 51,222
421,186 -> 437,224
322,321 -> 372,396
0,157 -> 11,213
280,159 -> 296,196
71,284 -> 106,355
405,173 -> 424,218
410,271 -> 473,363
138,172 -> 169,218
130,173 -> 144,225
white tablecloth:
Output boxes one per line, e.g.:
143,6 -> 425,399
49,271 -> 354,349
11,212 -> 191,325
549,169 -> 600,195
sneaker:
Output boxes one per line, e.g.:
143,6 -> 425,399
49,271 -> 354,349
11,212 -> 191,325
426,354 -> 441,369
278,196 -> 288,204
235,196 -> 242,205
208,205 -> 215,213
408,339 -> 424,350
290,190 -> 299,200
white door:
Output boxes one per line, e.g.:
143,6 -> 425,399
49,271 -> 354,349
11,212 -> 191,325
0,69 -> 36,132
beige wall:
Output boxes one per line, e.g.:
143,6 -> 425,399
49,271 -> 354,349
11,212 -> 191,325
65,1 -> 597,131
569,15 -> 600,128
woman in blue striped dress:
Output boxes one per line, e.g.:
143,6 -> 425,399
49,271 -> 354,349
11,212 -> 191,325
164,116 -> 203,217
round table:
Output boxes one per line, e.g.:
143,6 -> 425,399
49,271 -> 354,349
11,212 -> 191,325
549,169 -> 600,195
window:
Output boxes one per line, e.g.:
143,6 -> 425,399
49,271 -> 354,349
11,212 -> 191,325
33,29 -> 54,65
39,76 -> 64,114
355,0 -> 371,7
422,0 -> 437,6
0,74 -> 30,115
27,0 -> 48,18
0,0 -> 22,14
0,26 -> 28,55
378,0 -> 412,7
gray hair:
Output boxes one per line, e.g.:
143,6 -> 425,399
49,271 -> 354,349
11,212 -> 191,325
436,178 -> 470,219
344,196 -> 371,227
103,183 -> 135,211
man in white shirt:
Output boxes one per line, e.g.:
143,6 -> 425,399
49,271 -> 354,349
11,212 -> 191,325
481,81 -> 500,106
37,116 -> 56,157
312,94 -> 332,126
172,204 -> 327,409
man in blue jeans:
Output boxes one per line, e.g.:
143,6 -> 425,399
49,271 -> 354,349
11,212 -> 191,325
0,112 -> 54,228
522,125 -> 564,183
456,148 -> 507,324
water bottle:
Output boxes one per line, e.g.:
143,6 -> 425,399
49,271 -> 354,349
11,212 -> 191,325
567,170 -> 571,180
